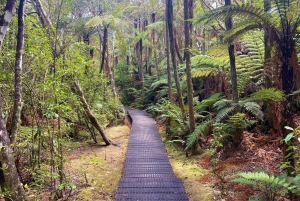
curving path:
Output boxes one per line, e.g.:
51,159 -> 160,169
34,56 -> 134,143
115,108 -> 189,201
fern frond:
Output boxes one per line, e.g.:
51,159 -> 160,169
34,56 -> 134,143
249,88 -> 285,102
215,105 -> 236,122
213,99 -> 233,111
195,93 -> 222,112
150,79 -> 168,89
185,120 -> 214,151
223,21 -> 260,43
195,3 -> 272,27
191,68 -> 215,78
191,55 -> 225,68
243,102 -> 264,120
86,16 -> 103,27
231,177 -> 257,186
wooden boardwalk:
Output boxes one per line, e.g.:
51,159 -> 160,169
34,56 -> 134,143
115,108 -> 189,200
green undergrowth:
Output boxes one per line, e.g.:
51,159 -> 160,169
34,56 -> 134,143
162,133 -> 219,201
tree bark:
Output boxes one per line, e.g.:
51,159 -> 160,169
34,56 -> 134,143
165,2 -> 173,102
100,26 -> 108,73
151,13 -> 160,80
10,0 -> 26,143
166,0 -> 185,115
71,81 -> 112,145
0,0 -> 17,49
184,0 -> 195,132
225,0 -> 238,103
0,93 -> 29,201
31,0 -> 51,27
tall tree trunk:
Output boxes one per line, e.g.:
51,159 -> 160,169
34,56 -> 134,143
151,13 -> 160,80
31,0 -> 51,28
0,0 -> 17,49
0,94 -> 29,201
165,8 -> 173,103
174,29 -> 183,64
185,0 -> 198,154
71,81 -> 112,145
263,0 -> 274,129
0,1 -> 29,200
10,0 -> 26,143
225,0 -> 239,144
105,43 -> 117,98
166,0 -> 185,116
111,32 -> 117,99
225,0 -> 238,103
138,19 -> 145,103
100,26 -> 108,73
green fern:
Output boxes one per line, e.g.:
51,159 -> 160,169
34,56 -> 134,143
215,105 -> 236,122
189,55 -> 228,78
243,102 -> 264,120
185,120 -> 214,151
195,93 -> 222,112
146,99 -> 184,126
195,3 -> 272,27
249,88 -> 285,102
222,21 -> 260,43
232,171 -> 296,201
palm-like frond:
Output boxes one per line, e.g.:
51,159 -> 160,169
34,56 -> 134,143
243,102 -> 264,120
190,55 -> 227,78
213,98 -> 233,111
195,93 -> 222,112
249,88 -> 285,102
235,31 -> 265,93
222,21 -> 260,43
195,3 -> 272,27
185,120 -> 214,151
215,105 -> 236,122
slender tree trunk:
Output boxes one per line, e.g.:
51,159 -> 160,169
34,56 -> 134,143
225,0 -> 238,103
0,94 -> 29,201
264,0 -> 272,87
111,32 -> 117,99
166,0 -> 185,115
105,43 -> 117,98
184,0 -> 195,132
165,8 -> 173,103
100,26 -> 108,73
10,0 -> 26,143
138,19 -> 145,103
0,2 -> 29,200
152,13 -> 160,80
31,0 -> 51,28
263,0 -> 274,130
185,0 -> 198,155
174,29 -> 183,64
0,0 -> 17,49
72,81 -> 112,145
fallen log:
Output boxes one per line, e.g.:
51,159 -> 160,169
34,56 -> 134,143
71,80 -> 112,145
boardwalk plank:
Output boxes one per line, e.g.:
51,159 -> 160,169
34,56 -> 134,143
115,109 -> 189,201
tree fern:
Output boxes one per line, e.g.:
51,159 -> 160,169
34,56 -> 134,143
185,120 -> 214,151
235,31 -> 265,94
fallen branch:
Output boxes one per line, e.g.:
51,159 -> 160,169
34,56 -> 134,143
71,80 -> 112,145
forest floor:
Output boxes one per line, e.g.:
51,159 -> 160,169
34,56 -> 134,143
22,114 -> 300,201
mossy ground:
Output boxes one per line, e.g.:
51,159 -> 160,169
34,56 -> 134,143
65,125 -> 130,200
162,138 -> 221,201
